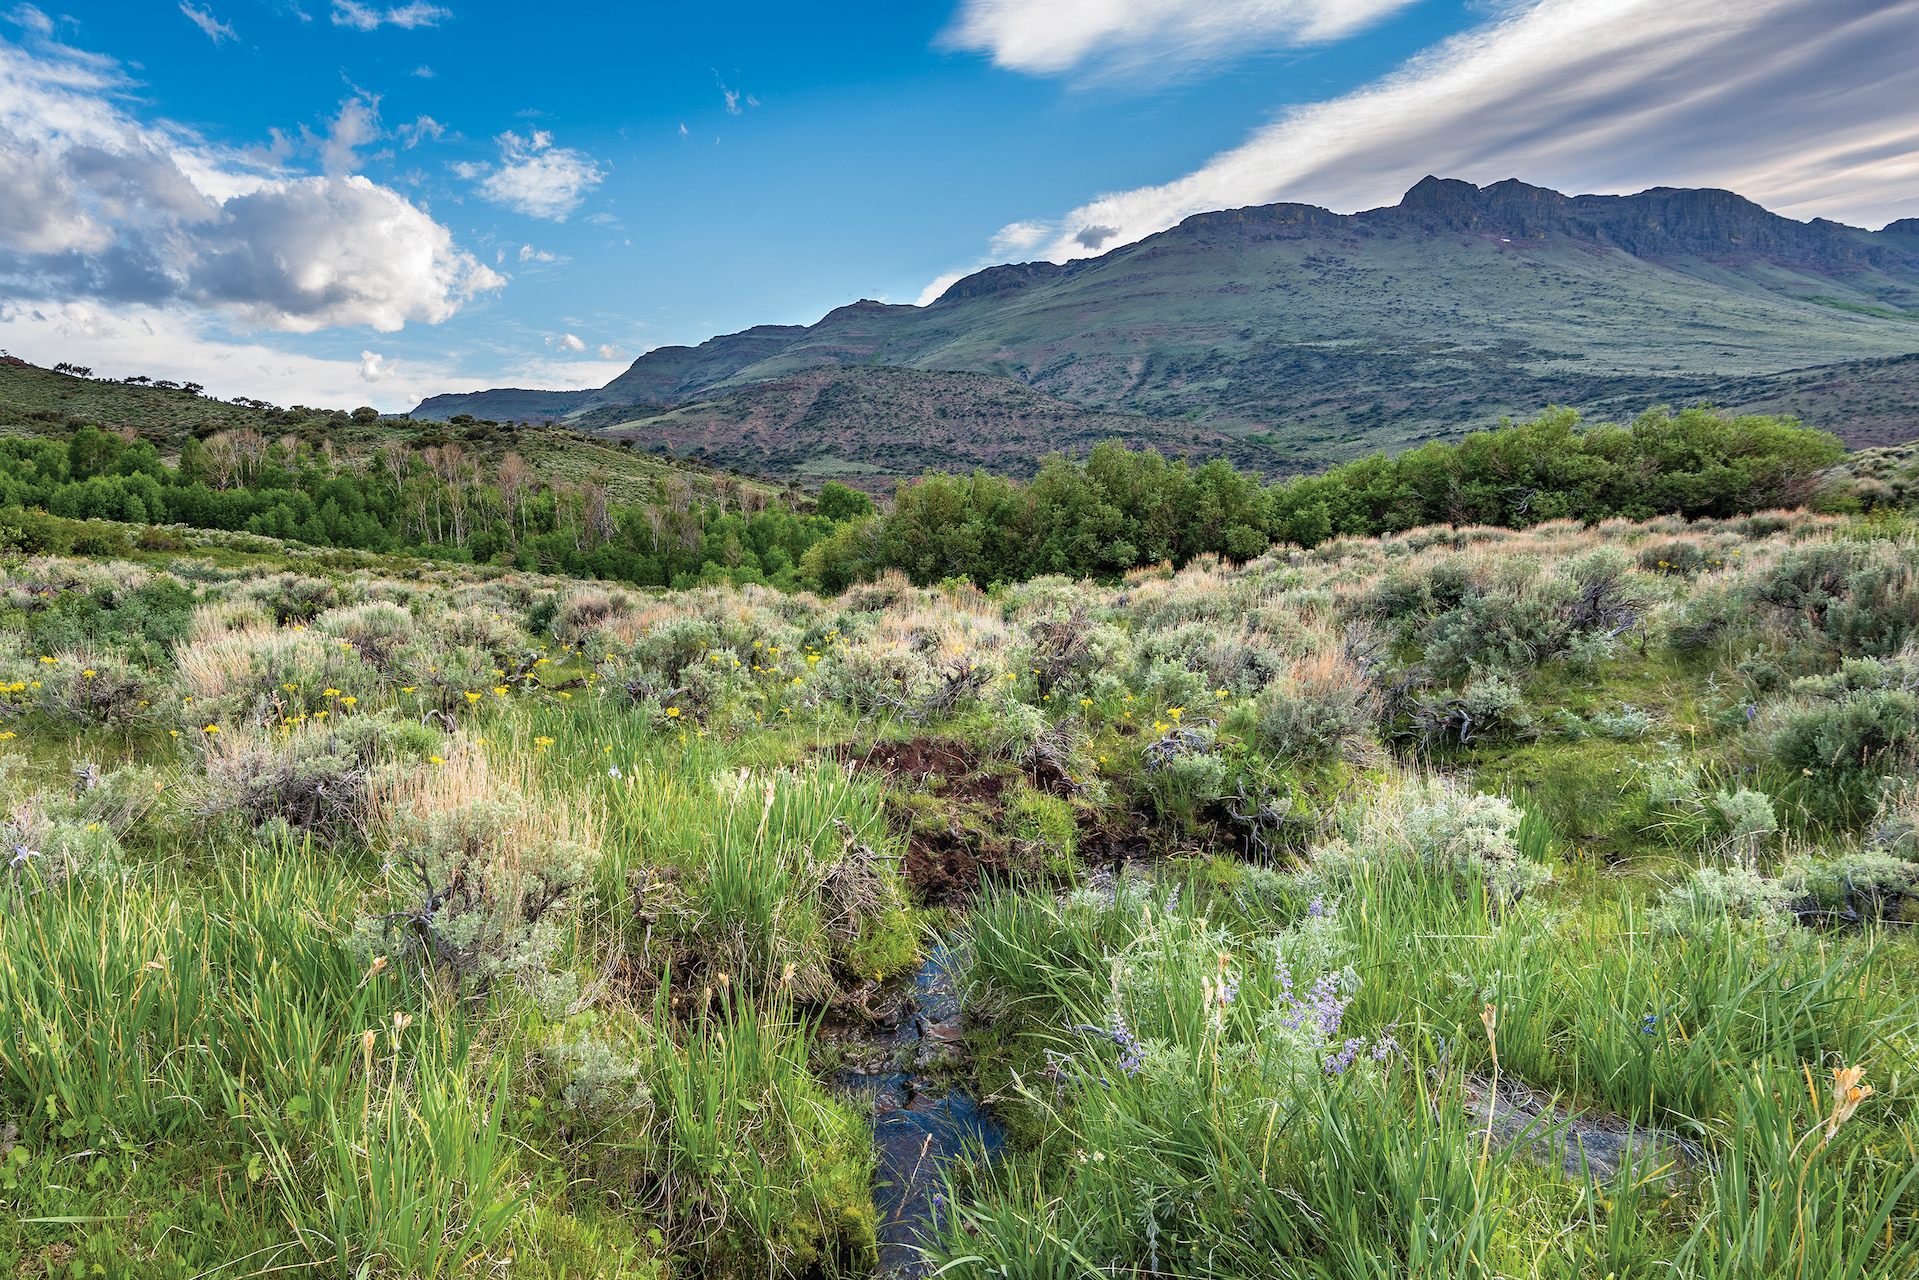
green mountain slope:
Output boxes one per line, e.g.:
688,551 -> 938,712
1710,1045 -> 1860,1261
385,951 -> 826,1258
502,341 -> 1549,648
425,177 -> 1918,470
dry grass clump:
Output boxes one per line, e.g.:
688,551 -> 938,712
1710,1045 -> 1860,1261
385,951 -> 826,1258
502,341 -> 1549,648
362,742 -> 603,1007
1252,648 -> 1380,763
174,625 -> 376,723
197,711 -> 435,839
185,599 -> 273,644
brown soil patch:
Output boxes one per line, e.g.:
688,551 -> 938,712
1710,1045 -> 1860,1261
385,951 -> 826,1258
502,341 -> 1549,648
839,737 -> 1007,801
834,737 -> 1016,907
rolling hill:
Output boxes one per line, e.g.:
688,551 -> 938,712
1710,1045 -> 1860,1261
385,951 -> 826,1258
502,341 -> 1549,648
417,177 -> 1919,481
0,357 -> 773,510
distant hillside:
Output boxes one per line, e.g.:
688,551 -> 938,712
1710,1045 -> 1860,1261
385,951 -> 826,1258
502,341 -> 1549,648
0,358 -> 275,438
0,358 -> 777,510
416,176 -> 1919,474
582,365 -> 1283,484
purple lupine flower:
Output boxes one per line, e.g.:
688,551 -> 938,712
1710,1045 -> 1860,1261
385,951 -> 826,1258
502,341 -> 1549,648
1306,895 -> 1325,918
1325,1037 -> 1366,1074
1112,1008 -> 1144,1077
1371,1034 -> 1398,1061
1272,959 -> 1350,1042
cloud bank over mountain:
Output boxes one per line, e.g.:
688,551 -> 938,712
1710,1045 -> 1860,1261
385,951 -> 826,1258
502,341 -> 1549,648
928,0 -> 1919,299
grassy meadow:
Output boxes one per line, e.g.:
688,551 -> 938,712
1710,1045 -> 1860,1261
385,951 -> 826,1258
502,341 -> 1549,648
0,506 -> 1916,1278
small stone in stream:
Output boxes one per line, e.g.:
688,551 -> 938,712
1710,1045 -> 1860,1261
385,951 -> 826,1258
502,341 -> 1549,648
922,1018 -> 965,1044
913,1041 -> 965,1072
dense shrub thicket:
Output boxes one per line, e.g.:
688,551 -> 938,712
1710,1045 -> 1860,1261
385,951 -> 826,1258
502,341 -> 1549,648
0,427 -> 858,590
4,405 -> 1836,596
804,406 -> 1841,588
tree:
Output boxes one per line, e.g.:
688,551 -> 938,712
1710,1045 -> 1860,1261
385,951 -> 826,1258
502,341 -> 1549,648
818,481 -> 875,523
66,426 -> 122,481
351,406 -> 380,425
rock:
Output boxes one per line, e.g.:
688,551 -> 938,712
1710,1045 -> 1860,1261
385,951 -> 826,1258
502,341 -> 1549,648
1465,1075 -> 1700,1182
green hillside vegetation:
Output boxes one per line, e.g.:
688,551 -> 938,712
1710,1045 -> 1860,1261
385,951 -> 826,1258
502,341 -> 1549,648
801,406 -> 1844,588
0,356 -> 774,511
1,500 -> 1917,1276
418,179 -> 1919,468
3,395 -> 1846,599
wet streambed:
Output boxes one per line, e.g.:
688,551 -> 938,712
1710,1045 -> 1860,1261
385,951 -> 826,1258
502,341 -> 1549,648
825,947 -> 1007,1277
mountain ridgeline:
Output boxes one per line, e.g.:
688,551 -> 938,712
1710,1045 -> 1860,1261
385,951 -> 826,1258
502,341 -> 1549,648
416,177 -> 1919,483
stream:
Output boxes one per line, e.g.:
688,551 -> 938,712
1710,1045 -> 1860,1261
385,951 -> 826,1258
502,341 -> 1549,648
827,946 -> 1007,1277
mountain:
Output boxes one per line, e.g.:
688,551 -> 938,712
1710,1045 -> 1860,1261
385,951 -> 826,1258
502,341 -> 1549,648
415,177 -> 1919,480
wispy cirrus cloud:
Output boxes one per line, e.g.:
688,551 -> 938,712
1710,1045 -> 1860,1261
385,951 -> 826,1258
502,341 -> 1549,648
923,0 -> 1919,300
178,2 -> 236,43
330,0 -> 450,31
394,114 -> 444,149
942,0 -> 1420,80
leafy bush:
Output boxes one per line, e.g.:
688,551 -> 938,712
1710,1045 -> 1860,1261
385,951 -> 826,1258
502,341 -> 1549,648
1400,783 -> 1552,903
199,713 -> 434,841
1780,852 -> 1919,924
1649,866 -> 1792,939
361,793 -> 593,1012
1408,674 -> 1530,748
31,651 -> 158,725
1769,687 -> 1919,826
1251,660 -> 1376,762
1590,703 -> 1653,740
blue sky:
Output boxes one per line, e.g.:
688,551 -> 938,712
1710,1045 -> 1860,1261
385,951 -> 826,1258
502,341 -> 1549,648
2,0 -> 1916,410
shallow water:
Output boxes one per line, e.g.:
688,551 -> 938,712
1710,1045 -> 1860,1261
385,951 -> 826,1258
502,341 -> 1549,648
828,946 -> 1007,1277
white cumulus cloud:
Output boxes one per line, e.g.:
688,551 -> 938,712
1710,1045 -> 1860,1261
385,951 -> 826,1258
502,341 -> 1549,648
987,220 -> 1050,255
976,0 -> 1919,274
943,0 -> 1420,78
596,343 -> 622,360
0,32 -> 501,332
558,332 -> 585,352
914,271 -> 967,308
0,300 -> 486,410
471,130 -> 604,221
